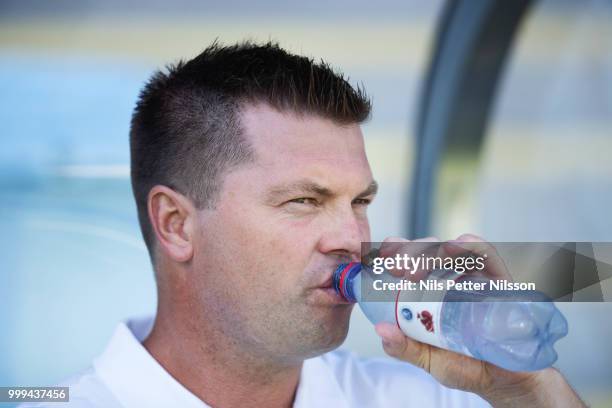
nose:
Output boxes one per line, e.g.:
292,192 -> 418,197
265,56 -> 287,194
318,204 -> 365,262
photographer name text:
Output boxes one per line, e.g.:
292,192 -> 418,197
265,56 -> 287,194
372,279 -> 536,292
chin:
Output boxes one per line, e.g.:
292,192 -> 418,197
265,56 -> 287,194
305,315 -> 352,357
307,334 -> 347,358
278,303 -> 354,359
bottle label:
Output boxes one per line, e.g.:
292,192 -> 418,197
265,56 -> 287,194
395,301 -> 444,348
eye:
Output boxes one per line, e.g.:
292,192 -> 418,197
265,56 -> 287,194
288,197 -> 319,206
352,198 -> 372,206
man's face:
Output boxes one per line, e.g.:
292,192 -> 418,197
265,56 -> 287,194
191,104 -> 375,362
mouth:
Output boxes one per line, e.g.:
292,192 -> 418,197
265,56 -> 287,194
313,286 -> 353,305
318,275 -> 334,289
311,271 -> 353,305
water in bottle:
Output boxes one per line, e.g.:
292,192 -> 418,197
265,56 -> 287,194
333,262 -> 568,372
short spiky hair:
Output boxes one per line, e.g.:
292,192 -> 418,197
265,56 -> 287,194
130,41 -> 371,255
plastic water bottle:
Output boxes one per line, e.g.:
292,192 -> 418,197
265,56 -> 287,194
333,262 -> 568,372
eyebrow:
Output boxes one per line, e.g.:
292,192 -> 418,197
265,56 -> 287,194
357,180 -> 379,198
266,179 -> 378,202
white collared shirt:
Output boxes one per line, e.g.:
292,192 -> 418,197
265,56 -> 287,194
21,316 -> 490,407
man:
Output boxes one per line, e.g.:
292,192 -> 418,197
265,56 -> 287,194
25,42 -> 584,407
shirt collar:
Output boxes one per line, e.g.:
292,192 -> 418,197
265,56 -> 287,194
93,316 -> 350,408
93,316 -> 208,408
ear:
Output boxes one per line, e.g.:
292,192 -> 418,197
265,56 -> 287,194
147,185 -> 195,263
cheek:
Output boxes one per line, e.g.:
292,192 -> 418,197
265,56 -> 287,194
260,219 -> 319,276
208,205 -> 318,283
272,212 -> 325,249
250,218 -> 326,296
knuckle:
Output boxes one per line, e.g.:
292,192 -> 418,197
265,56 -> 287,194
417,236 -> 440,242
457,233 -> 483,242
383,236 -> 409,243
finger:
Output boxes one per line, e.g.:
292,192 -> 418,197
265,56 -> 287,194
377,238 -> 410,278
440,234 -> 512,281
379,237 -> 440,258
381,237 -> 441,279
374,322 -> 494,393
406,237 -> 443,280
375,322 -> 433,370
379,237 -> 410,258
455,234 -> 511,281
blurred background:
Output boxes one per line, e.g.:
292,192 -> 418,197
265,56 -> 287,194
1,0 -> 611,406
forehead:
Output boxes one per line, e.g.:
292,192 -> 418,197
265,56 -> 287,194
239,104 -> 372,182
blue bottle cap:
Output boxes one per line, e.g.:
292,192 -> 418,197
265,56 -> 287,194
333,262 -> 362,302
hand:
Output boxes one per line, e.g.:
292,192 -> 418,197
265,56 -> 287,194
374,233 -> 586,407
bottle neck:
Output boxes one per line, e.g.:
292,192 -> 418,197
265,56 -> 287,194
333,262 -> 362,303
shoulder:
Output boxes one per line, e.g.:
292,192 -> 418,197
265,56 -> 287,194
316,349 -> 491,408
17,367 -> 122,408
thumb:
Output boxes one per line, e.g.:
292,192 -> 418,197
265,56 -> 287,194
375,322 -> 433,372
375,322 -> 498,394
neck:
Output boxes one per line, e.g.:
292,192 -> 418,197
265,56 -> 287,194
143,303 -> 302,408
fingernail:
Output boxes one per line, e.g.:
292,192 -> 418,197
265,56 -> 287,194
375,324 -> 391,338
375,325 -> 399,348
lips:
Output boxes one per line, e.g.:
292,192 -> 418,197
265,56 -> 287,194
318,275 -> 334,289
305,266 -> 355,305
313,256 -> 359,288
310,264 -> 340,289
